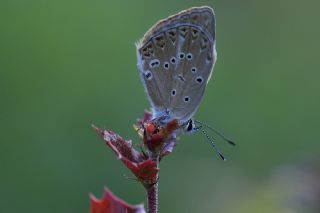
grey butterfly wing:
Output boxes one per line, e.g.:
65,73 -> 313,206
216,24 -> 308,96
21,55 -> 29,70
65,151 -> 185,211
136,32 -> 172,117
136,6 -> 216,123
166,8 -> 216,122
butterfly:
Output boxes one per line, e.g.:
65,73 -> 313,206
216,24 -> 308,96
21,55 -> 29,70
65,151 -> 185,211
135,6 -> 234,159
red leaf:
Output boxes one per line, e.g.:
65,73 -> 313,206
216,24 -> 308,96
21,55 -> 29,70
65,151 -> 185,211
92,125 -> 144,163
93,125 -> 159,184
122,158 -> 159,184
90,187 -> 145,213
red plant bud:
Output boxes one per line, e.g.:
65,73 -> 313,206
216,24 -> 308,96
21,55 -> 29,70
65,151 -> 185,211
143,119 -> 180,154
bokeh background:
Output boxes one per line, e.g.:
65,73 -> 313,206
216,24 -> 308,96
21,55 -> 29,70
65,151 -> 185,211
1,0 -> 320,212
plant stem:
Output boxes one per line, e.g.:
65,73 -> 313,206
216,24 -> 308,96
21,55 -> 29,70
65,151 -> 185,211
147,154 -> 159,213
147,181 -> 158,213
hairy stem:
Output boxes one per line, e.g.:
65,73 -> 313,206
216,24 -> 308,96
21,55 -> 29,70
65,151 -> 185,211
147,181 -> 158,213
147,154 -> 159,213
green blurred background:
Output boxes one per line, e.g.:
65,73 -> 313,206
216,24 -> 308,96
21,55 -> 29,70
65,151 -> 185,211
1,0 -> 320,212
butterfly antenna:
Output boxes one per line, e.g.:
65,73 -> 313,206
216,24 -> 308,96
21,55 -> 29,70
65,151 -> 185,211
201,129 -> 226,161
195,120 -> 236,146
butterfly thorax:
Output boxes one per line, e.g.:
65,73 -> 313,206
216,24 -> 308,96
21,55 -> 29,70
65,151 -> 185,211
142,118 -> 180,153
150,110 -> 196,135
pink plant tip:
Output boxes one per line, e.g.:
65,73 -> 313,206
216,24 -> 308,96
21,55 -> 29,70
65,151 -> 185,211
90,187 -> 146,213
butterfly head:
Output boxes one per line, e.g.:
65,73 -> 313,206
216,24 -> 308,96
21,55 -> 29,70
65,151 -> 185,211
183,119 -> 197,134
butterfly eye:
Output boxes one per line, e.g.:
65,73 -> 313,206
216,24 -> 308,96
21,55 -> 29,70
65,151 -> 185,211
186,53 -> 193,60
191,67 -> 197,73
145,71 -> 153,80
185,119 -> 194,132
183,96 -> 190,102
